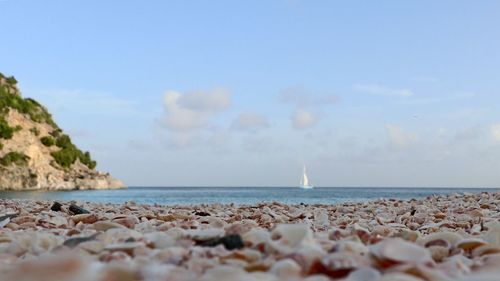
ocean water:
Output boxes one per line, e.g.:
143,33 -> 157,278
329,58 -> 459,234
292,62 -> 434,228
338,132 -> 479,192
0,187 -> 498,206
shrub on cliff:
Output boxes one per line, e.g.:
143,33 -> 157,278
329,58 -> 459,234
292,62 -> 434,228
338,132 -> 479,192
50,134 -> 97,169
41,136 -> 55,146
5,76 -> 17,85
0,152 -> 29,166
0,84 -> 57,127
0,117 -> 15,139
56,134 -> 72,149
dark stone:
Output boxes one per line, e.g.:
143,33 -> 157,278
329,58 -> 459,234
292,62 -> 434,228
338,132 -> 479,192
51,202 -> 62,212
410,209 -> 416,216
63,234 -> 98,248
125,237 -> 136,243
69,204 -> 90,215
199,234 -> 244,250
0,213 -> 18,223
194,211 -> 211,217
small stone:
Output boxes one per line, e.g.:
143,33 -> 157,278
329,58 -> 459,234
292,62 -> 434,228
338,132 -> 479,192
69,204 -> 90,215
195,211 -> 211,217
51,202 -> 62,212
0,213 -> 18,226
200,234 -> 244,250
63,234 -> 98,248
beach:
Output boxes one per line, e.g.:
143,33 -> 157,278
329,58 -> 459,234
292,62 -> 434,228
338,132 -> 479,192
1,192 -> 500,281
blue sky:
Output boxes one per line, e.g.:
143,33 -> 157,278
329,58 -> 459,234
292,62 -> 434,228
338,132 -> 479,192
1,0 -> 500,187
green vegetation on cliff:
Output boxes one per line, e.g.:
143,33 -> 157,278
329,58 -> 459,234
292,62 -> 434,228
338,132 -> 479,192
0,72 -> 97,170
0,84 -> 57,127
51,134 -> 96,169
0,152 -> 29,166
40,136 -> 55,146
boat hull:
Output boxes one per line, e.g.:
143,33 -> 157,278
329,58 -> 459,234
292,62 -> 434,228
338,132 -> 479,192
300,185 -> 314,189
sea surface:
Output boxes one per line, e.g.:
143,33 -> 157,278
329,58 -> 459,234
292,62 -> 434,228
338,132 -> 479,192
0,187 -> 499,206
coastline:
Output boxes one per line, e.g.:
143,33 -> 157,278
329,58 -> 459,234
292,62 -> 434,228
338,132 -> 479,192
0,192 -> 500,280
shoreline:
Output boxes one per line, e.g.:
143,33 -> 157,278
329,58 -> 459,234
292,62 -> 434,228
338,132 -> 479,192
0,193 -> 499,280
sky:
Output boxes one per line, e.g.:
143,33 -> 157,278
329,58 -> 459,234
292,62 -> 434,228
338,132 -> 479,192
1,0 -> 500,187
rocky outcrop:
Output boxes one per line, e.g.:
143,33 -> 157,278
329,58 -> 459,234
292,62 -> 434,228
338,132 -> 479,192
0,72 -> 124,190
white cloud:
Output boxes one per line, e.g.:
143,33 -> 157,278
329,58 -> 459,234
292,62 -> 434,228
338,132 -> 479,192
386,125 -> 418,148
398,92 -> 476,106
292,110 -> 317,130
231,112 -> 269,131
161,88 -> 231,132
178,88 -> 231,111
354,84 -> 414,97
491,124 -> 500,142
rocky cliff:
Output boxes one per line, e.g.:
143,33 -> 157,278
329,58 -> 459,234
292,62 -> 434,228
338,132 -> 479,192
0,72 -> 124,190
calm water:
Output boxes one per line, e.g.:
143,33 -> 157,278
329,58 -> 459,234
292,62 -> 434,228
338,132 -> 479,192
0,187 -> 498,205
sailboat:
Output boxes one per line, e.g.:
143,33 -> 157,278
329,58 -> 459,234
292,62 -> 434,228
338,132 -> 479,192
300,165 -> 314,189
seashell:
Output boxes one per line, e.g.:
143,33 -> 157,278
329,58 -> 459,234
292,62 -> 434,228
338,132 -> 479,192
43,215 -> 68,227
201,217 -> 226,229
484,222 -> 500,246
144,232 -> 176,249
468,209 -> 483,218
470,224 -> 482,235
112,216 -> 138,229
455,238 -> 487,252
269,224 -> 322,254
105,227 -> 143,242
331,239 -> 369,256
30,233 -> 64,255
269,258 -> 302,278
11,215 -> 35,225
417,232 -> 463,249
343,267 -> 382,281
242,227 -> 271,247
268,225 -> 326,272
313,208 -> 329,226
380,272 -> 426,281
154,246 -> 189,264
228,249 -> 262,263
163,227 -> 186,240
93,221 -> 125,231
104,242 -> 145,255
472,245 -> 500,257
99,250 -> 131,263
71,214 -> 98,224
373,225 -> 393,237
427,246 -> 449,262
157,213 -> 191,222
394,229 -> 420,242
413,213 -> 427,224
370,238 -> 433,268
310,252 -> 370,279
329,227 -> 350,240
78,241 -> 104,254
352,224 -> 371,242
434,212 -> 447,219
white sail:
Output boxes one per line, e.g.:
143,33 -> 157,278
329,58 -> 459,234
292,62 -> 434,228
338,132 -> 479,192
302,166 -> 309,186
300,165 -> 313,189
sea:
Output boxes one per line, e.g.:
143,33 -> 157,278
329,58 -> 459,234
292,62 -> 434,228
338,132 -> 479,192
0,187 -> 498,206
